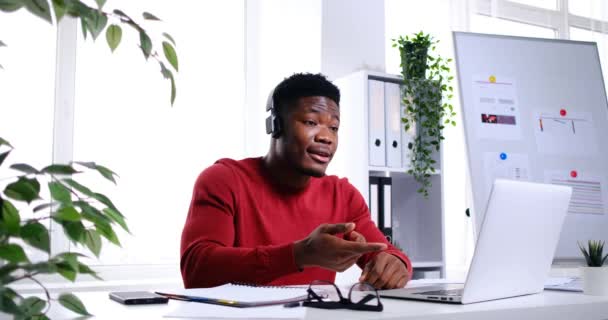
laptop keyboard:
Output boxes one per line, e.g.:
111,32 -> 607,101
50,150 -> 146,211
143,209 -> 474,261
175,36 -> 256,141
416,289 -> 463,296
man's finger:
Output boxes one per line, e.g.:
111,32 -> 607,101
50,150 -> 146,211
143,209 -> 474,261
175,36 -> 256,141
359,260 -> 374,282
346,231 -> 366,243
385,268 -> 404,289
341,240 -> 386,254
398,275 -> 408,288
321,222 -> 355,235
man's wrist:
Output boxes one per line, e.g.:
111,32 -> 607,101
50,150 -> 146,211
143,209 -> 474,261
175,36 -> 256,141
293,239 -> 310,269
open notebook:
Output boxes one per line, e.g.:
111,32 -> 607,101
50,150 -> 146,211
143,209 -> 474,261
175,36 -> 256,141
158,283 -> 308,308
162,284 -> 308,319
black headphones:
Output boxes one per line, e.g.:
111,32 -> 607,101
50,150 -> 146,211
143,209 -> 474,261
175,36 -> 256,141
265,88 -> 282,138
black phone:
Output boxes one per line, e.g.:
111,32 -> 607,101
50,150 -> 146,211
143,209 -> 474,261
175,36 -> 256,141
109,291 -> 169,305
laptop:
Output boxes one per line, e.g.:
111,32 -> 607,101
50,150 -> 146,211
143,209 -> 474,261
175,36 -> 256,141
379,179 -> 572,304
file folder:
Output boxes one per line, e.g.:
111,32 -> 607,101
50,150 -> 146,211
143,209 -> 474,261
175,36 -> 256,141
368,79 -> 386,167
384,82 -> 402,168
369,176 -> 380,226
379,177 -> 393,243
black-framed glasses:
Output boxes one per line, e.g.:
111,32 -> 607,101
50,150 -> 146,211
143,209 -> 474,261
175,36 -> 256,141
302,280 -> 383,312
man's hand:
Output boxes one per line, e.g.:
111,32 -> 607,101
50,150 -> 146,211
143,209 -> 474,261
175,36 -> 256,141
294,223 -> 387,272
360,252 -> 409,289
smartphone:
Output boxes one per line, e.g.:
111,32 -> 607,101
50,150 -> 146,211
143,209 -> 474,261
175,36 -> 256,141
109,291 -> 169,305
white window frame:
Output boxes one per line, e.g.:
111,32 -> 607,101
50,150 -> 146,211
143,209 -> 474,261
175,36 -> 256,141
475,0 -> 608,39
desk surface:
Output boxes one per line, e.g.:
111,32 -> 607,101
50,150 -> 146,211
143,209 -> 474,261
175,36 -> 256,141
18,284 -> 608,320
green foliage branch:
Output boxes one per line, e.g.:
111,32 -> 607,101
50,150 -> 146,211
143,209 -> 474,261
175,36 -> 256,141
392,32 -> 457,197
0,0 -> 181,318
578,240 -> 608,267
0,0 -> 179,105
0,137 -> 127,318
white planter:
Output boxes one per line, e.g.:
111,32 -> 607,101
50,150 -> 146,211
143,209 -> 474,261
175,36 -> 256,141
581,266 -> 608,296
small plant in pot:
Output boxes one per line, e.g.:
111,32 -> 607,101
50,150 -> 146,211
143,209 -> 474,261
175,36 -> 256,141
578,240 -> 608,296
392,32 -> 457,197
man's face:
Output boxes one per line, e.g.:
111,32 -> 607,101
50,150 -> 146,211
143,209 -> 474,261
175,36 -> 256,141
279,96 -> 340,178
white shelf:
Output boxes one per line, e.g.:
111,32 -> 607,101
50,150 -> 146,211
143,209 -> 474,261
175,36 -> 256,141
368,166 -> 441,175
411,261 -> 444,268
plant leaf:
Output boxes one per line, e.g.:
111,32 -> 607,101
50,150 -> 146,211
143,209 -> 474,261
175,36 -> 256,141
80,14 -> 88,39
103,207 -> 129,233
0,151 -> 10,167
162,32 -> 176,46
4,177 -> 41,204
58,220 -> 86,244
77,262 -> 102,280
142,11 -> 160,21
32,202 -> 56,213
95,222 -> 120,246
0,286 -> 22,316
9,163 -> 39,174
94,0 -> 105,9
91,192 -> 118,211
1,199 -> 20,235
95,164 -> 117,183
58,293 -> 91,316
48,181 -> 72,204
0,0 -> 23,12
139,30 -> 152,60
55,252 -> 80,272
19,296 -> 46,317
0,137 -> 13,148
21,222 -> 50,253
53,206 -> 81,222
52,0 -> 66,21
62,178 -> 93,197
23,0 -> 52,24
42,164 -> 79,175
0,244 -> 28,263
83,229 -> 102,257
105,24 -> 122,52
56,262 -> 77,281
84,9 -> 108,40
162,41 -> 178,72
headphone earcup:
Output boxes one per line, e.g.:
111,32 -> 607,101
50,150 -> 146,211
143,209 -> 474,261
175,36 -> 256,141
272,115 -> 282,138
265,114 -> 282,138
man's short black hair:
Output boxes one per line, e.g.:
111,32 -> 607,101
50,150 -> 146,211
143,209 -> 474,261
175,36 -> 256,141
271,73 -> 340,117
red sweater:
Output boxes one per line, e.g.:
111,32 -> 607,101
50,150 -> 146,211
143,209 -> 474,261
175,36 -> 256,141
180,157 -> 412,288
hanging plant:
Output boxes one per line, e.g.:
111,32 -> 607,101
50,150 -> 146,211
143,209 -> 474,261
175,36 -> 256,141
393,32 -> 457,197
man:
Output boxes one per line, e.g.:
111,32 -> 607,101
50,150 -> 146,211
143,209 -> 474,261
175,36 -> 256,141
181,73 -> 411,289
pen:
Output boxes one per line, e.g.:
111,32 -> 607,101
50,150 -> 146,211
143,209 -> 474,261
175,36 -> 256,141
154,292 -> 239,306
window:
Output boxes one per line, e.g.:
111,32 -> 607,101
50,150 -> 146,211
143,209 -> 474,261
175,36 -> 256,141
71,0 -> 246,266
510,0 -> 557,10
569,0 -> 606,20
470,14 -> 556,38
0,10 -> 57,262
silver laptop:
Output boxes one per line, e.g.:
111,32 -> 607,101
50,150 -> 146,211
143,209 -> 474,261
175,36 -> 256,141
380,179 -> 572,304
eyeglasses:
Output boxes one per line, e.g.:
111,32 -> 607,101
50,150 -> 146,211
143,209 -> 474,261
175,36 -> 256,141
302,280 -> 383,312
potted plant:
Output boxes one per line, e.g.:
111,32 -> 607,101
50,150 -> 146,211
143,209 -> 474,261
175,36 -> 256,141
578,240 -> 608,296
392,32 -> 457,197
0,1 -> 179,318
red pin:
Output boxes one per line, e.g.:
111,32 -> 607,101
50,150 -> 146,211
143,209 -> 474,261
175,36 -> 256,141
560,109 -> 567,117
570,170 -> 578,178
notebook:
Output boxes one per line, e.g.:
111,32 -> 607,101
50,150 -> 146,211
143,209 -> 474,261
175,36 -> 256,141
162,284 -> 308,319
157,283 -> 308,308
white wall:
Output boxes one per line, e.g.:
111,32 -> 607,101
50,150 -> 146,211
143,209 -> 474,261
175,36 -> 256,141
245,0 -> 323,157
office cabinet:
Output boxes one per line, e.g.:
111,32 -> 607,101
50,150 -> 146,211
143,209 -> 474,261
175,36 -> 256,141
330,70 -> 445,279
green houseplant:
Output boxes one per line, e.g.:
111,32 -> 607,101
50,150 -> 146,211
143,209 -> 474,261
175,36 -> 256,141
0,0 -> 179,318
578,240 -> 608,296
392,32 -> 457,197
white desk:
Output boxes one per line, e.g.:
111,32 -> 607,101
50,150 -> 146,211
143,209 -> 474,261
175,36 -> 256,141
30,287 -> 608,320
